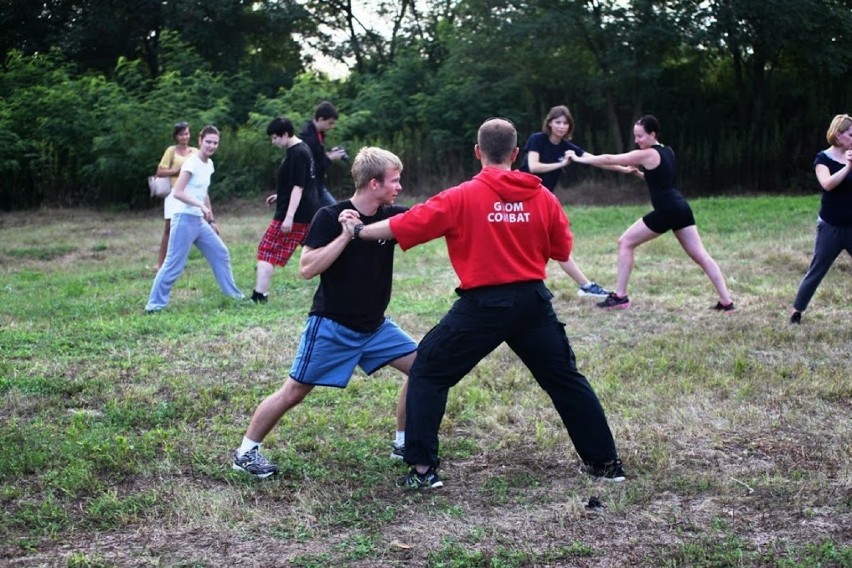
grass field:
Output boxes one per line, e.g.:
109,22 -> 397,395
0,194 -> 849,567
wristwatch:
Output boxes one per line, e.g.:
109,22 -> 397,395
353,223 -> 365,240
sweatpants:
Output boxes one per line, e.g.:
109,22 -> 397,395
146,213 -> 244,311
793,220 -> 852,312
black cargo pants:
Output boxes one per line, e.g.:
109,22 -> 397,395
404,280 -> 620,468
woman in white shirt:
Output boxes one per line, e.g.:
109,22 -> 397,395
146,125 -> 244,312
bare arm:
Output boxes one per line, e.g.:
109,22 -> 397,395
156,165 -> 179,177
347,218 -> 395,241
156,147 -> 178,177
570,148 -> 658,170
205,195 -> 219,233
526,150 -> 568,174
280,186 -> 303,233
299,209 -> 363,278
600,164 -> 645,178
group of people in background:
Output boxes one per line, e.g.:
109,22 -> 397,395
514,106 -> 850,319
144,103 -> 851,488
145,102 -> 348,312
519,106 -> 735,312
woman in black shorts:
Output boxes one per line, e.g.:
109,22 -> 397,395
568,115 -> 734,311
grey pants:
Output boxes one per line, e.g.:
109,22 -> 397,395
146,213 -> 244,311
793,219 -> 852,312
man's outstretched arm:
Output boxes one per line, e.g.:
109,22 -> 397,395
341,212 -> 395,241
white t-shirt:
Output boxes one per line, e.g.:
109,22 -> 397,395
173,154 -> 215,217
161,146 -> 198,220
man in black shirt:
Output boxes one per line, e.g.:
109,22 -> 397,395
250,117 -> 321,304
299,101 -> 347,207
234,147 -> 416,478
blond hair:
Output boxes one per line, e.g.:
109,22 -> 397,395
352,147 -> 403,189
826,114 -> 852,146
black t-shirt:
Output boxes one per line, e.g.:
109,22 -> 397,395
274,141 -> 320,223
518,132 -> 585,191
813,151 -> 852,227
299,120 -> 332,184
305,200 -> 408,332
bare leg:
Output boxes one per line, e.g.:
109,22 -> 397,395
156,219 -> 171,270
614,219 -> 660,297
395,378 -> 409,432
388,352 -> 416,433
245,378 -> 314,443
557,257 -> 591,287
673,226 -> 733,304
255,260 -> 275,294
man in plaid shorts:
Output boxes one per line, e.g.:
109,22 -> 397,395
251,117 -> 321,303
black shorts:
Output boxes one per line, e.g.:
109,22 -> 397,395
642,201 -> 695,234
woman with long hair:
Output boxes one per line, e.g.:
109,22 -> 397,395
520,105 -> 636,298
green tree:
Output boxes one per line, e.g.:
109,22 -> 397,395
88,59 -> 235,208
683,0 -> 852,188
1,0 -> 308,93
300,0 -> 426,74
0,50 -> 108,208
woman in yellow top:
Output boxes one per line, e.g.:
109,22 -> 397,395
154,122 -> 198,270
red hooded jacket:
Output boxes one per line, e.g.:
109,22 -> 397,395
390,167 -> 573,290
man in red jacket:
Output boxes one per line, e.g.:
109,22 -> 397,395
343,118 -> 624,488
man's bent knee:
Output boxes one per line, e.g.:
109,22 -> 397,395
279,378 -> 314,406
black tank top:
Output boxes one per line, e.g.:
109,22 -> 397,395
644,145 -> 685,209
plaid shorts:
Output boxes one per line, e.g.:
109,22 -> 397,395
256,219 -> 309,266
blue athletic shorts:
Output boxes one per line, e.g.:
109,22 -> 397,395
289,315 -> 417,388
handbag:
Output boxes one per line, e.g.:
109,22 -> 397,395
148,176 -> 171,198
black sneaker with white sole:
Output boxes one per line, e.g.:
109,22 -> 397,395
232,447 -> 278,479
397,467 -> 443,489
582,459 -> 626,482
391,442 -> 405,460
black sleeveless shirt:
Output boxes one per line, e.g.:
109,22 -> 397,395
644,145 -> 686,209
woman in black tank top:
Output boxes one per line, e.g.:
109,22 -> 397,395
568,115 -> 735,312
